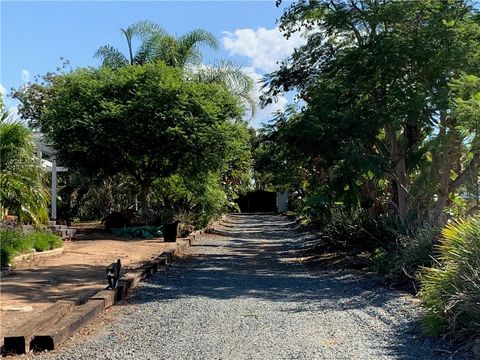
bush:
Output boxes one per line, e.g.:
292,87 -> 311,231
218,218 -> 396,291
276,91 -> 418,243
25,231 -> 63,251
305,203 -> 396,251
103,210 -> 138,230
419,215 -> 480,345
1,245 -> 14,267
372,225 -> 439,289
0,229 -> 33,253
0,229 -> 63,267
1,229 -> 31,267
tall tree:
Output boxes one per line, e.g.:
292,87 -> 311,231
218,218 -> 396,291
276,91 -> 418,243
14,63 -> 243,212
94,20 -> 218,68
262,0 -> 480,223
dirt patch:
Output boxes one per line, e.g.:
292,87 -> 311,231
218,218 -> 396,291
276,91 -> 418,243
0,235 -> 176,344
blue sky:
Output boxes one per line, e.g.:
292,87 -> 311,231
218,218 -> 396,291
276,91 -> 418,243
1,1 -> 304,127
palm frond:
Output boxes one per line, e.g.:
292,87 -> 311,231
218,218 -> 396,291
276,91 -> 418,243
176,29 -> 219,66
94,45 -> 129,68
128,20 -> 167,40
188,60 -> 257,117
0,120 -> 49,224
178,29 -> 219,50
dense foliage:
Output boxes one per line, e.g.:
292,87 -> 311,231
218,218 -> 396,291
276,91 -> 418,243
0,100 -> 49,224
260,0 -> 479,224
420,215 -> 480,344
254,0 -> 480,346
0,229 -> 63,267
14,38 -> 253,227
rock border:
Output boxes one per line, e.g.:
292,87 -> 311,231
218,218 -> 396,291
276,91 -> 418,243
2,232 -> 201,355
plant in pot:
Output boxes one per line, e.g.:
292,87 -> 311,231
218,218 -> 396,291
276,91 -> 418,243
151,175 -> 197,242
160,207 -> 180,243
163,220 -> 180,242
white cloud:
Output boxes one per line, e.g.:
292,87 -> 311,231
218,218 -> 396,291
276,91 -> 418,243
222,27 -> 305,73
21,69 -> 30,83
221,27 -> 303,127
242,66 -> 288,128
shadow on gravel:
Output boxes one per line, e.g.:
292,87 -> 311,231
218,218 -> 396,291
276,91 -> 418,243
136,215 -> 395,310
133,214 -> 471,360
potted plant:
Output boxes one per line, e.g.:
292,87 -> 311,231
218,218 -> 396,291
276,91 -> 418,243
163,219 -> 180,242
160,206 -> 180,242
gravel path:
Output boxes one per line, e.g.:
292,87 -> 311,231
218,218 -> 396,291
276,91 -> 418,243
35,214 -> 470,360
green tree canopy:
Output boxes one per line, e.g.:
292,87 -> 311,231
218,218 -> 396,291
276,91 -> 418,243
260,0 -> 480,223
15,62 -> 244,210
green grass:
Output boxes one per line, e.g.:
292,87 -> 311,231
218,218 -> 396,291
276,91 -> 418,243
24,231 -> 64,252
419,215 -> 480,346
0,229 -> 63,267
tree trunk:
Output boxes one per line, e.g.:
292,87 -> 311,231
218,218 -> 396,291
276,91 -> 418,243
138,181 -> 152,216
385,123 -> 409,221
433,116 -> 462,223
431,110 -> 480,223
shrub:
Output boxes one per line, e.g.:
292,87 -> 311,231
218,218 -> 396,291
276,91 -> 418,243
24,231 -> 63,251
103,210 -> 137,230
0,229 -> 33,253
419,215 -> 480,345
110,226 -> 163,239
0,230 -> 63,267
33,235 -> 50,251
307,203 -> 396,251
372,225 -> 439,289
1,245 -> 14,267
1,229 -> 32,267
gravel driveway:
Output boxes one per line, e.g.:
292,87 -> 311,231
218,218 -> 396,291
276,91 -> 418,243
35,214 -> 470,360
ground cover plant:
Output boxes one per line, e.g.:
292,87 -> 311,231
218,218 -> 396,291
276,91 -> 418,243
110,226 -> 163,239
0,229 -> 63,267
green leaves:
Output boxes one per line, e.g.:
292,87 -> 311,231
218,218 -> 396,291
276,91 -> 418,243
17,62 -> 244,211
94,21 -> 218,68
420,215 -> 480,342
259,0 -> 480,222
0,119 -> 49,224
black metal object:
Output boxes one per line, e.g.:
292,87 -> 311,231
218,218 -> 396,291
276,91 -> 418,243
236,191 -> 277,213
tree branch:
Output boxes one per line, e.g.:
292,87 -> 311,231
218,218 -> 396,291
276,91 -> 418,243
450,152 -> 480,191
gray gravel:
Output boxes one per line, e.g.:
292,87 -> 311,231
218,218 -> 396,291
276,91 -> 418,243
35,214 -> 471,360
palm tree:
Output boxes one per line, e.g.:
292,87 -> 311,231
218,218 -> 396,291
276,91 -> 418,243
186,60 -> 257,117
0,107 -> 49,224
95,21 -> 257,116
95,21 -> 218,68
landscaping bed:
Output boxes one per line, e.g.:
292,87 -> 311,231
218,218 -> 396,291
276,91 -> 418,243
0,229 -> 63,268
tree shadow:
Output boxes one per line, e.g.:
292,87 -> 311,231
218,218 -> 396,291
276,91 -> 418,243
0,263 -> 117,304
131,214 -> 471,359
